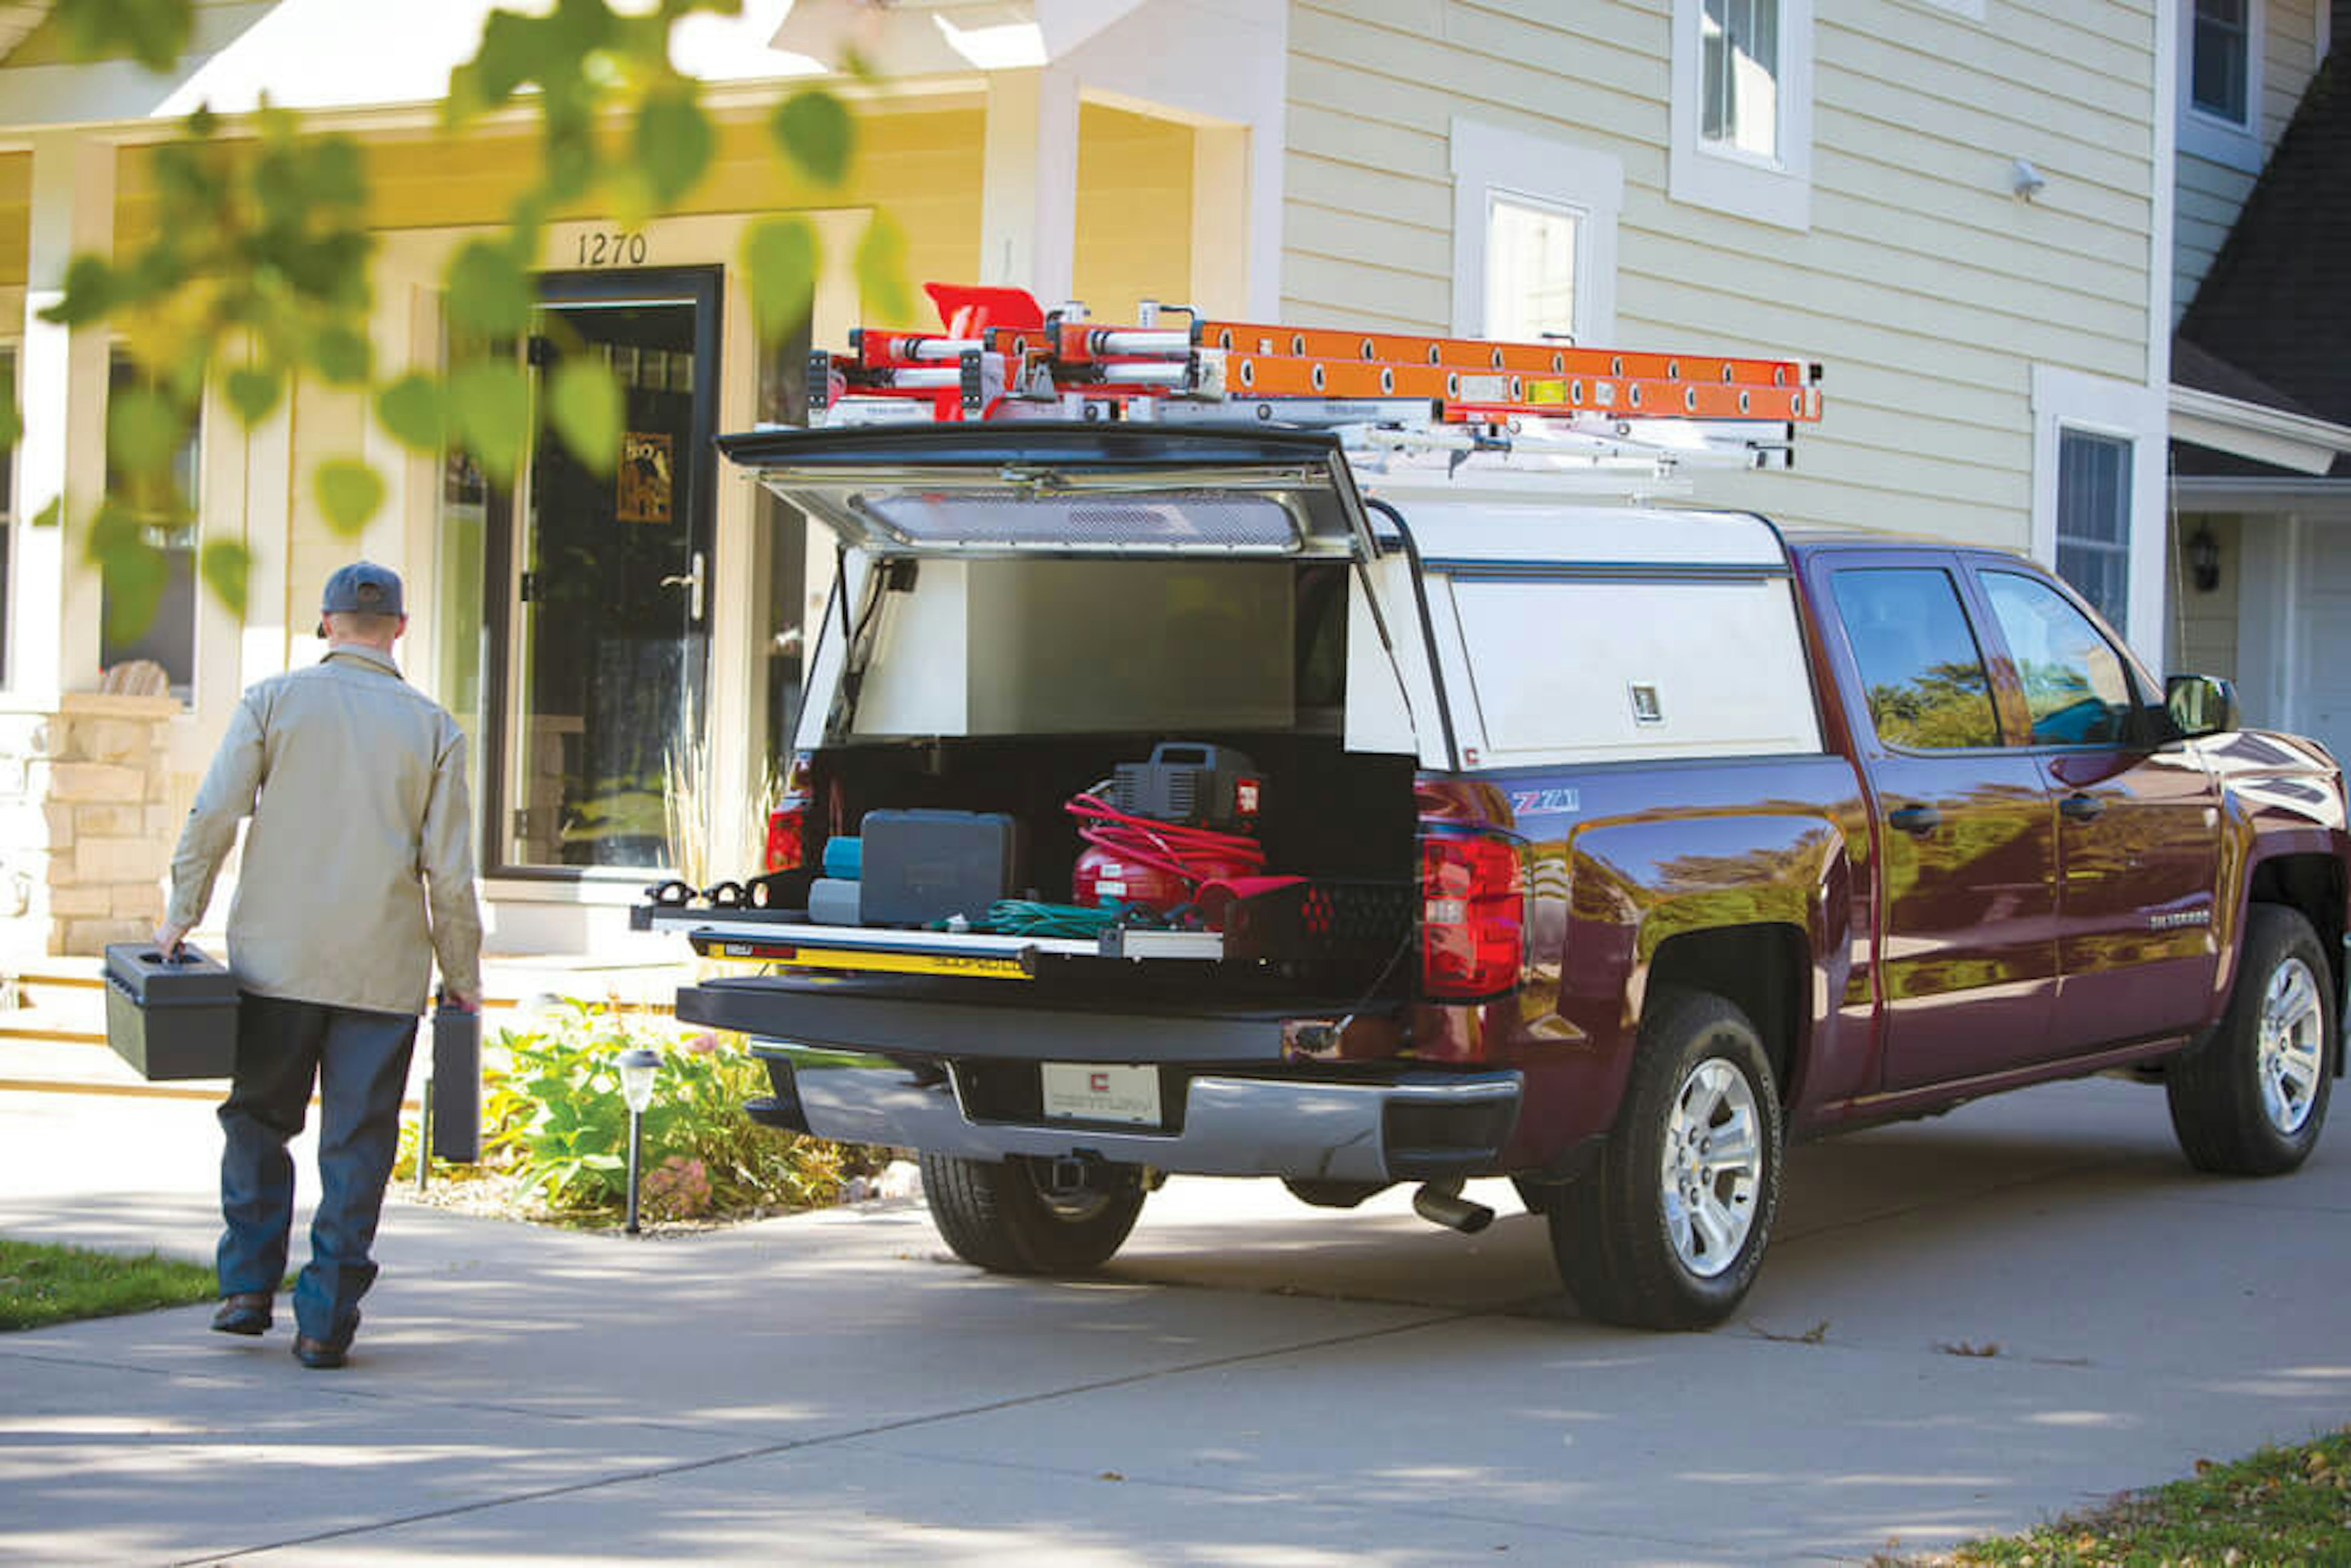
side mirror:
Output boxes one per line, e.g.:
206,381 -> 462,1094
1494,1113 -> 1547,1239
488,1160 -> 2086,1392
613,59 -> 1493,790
2166,673 -> 2241,738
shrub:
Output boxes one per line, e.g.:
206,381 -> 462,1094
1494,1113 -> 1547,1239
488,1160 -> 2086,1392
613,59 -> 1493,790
402,1002 -> 885,1223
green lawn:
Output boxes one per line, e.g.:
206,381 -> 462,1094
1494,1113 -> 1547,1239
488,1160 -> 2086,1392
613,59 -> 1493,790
1945,1427 -> 2351,1566
0,1239 -> 217,1331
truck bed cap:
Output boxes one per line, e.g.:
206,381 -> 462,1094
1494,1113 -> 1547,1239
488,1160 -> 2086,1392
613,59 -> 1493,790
1373,501 -> 1787,572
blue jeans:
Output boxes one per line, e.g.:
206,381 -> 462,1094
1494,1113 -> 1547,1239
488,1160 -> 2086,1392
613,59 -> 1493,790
217,993 -> 419,1344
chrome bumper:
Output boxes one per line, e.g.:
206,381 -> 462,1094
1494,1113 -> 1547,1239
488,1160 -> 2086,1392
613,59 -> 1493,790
756,1044 -> 1522,1184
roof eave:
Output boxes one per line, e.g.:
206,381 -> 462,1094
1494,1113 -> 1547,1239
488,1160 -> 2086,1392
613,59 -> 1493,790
2169,383 -> 2351,477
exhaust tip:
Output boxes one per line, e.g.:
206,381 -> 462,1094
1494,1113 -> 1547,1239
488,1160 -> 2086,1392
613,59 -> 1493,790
1412,1180 -> 1494,1235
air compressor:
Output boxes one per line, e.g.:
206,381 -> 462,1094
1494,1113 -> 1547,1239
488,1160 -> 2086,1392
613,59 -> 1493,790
1070,742 -> 1267,913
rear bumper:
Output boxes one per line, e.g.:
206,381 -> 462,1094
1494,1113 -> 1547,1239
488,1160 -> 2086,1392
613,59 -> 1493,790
752,1043 -> 1521,1184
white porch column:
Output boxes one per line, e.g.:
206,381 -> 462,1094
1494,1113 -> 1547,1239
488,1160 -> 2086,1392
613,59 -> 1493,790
17,132 -> 115,701
978,67 -> 1079,305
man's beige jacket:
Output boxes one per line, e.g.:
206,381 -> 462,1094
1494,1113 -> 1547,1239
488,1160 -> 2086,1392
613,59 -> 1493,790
167,645 -> 483,1016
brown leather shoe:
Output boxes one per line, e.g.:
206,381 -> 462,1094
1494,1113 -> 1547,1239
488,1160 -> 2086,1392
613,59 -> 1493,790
291,1334 -> 348,1370
209,1292 -> 272,1337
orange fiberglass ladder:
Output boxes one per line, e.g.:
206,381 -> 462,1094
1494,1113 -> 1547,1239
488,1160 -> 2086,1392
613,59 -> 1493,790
809,282 -> 1824,477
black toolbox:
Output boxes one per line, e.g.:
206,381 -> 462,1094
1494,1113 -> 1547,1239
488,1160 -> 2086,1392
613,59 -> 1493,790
102,943 -> 241,1080
858,809 -> 1025,927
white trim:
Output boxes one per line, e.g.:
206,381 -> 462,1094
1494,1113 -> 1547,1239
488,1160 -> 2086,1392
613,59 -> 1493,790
2178,0 -> 2266,173
1668,0 -> 1814,231
2030,364 -> 2169,667
2170,383 -> 2351,475
1449,118 -> 1622,342
2151,0 -> 2178,375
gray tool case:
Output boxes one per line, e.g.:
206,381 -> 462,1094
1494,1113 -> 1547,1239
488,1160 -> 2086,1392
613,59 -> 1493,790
102,943 -> 240,1080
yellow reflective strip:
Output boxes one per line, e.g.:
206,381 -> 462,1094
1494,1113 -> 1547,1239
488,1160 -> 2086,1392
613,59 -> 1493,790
708,948 -> 1030,981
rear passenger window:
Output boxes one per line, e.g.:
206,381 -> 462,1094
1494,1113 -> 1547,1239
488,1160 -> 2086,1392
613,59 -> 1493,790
1981,570 -> 2134,746
1830,569 -> 2001,750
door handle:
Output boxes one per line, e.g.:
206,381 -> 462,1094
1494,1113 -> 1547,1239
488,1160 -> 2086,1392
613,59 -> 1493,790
2059,792 -> 2106,822
659,550 -> 707,622
1888,803 -> 1941,836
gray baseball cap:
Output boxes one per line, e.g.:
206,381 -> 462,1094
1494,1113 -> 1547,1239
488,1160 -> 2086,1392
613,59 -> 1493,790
320,561 -> 405,618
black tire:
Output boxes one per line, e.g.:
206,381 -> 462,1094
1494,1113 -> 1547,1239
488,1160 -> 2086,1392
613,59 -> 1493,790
2167,904 -> 2335,1176
918,1152 -> 1147,1275
1550,988 -> 1785,1330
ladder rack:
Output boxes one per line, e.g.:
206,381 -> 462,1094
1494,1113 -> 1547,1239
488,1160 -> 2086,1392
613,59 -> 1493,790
808,283 -> 1823,476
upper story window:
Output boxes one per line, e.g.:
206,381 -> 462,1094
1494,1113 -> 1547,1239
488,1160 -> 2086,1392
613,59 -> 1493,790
2054,428 -> 2132,635
1670,0 -> 1813,230
1830,567 -> 2000,751
1451,119 -> 1621,343
1701,0 -> 1781,160
2191,0 -> 2252,125
2178,0 -> 2264,171
1981,570 -> 2134,748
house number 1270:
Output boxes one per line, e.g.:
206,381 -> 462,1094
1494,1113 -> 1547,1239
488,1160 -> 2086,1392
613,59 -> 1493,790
577,232 -> 649,266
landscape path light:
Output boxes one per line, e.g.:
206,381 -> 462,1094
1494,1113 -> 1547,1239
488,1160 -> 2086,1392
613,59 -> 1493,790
617,1047 -> 662,1236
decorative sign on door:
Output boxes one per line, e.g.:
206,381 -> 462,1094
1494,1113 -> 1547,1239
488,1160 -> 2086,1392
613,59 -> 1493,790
618,432 -> 674,525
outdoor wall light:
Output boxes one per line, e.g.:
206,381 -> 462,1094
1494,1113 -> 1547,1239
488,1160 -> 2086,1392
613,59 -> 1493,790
2189,527 -> 2222,594
2010,157 -> 2047,201
617,1047 -> 662,1236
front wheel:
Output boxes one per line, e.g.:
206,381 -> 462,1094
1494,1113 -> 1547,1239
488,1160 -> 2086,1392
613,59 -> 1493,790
919,1153 -> 1147,1275
1550,989 -> 1785,1330
2167,904 -> 2335,1176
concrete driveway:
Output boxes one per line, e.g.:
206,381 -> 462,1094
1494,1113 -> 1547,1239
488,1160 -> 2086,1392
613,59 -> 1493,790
1,1073 -> 2345,1565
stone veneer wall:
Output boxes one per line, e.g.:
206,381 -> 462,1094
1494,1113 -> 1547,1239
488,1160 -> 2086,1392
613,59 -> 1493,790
0,694 -> 182,956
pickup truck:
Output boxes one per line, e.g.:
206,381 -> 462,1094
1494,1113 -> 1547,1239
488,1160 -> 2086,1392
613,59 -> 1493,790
662,418 -> 2347,1331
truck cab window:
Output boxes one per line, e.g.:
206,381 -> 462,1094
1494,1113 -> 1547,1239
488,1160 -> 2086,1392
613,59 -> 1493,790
1829,568 -> 1999,750
1980,569 -> 2134,747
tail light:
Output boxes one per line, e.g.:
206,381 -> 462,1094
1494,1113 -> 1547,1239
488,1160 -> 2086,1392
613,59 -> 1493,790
1419,833 -> 1524,1000
764,752 -> 814,874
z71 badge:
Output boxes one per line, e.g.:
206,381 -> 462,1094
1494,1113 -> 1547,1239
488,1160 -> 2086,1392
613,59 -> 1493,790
1509,787 -> 1582,816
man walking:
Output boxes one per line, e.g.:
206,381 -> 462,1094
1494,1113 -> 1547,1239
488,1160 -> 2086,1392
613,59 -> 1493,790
158,563 -> 482,1369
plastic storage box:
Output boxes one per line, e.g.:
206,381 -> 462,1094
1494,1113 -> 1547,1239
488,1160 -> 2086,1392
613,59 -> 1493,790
858,810 -> 1024,927
102,943 -> 241,1080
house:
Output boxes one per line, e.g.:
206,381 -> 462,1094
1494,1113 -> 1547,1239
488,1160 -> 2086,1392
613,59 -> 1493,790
0,1 -> 2289,958
2164,1 -> 2351,767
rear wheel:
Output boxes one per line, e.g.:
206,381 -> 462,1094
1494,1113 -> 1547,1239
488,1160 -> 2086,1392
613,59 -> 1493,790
919,1153 -> 1147,1275
1550,988 -> 1785,1330
2167,904 -> 2334,1176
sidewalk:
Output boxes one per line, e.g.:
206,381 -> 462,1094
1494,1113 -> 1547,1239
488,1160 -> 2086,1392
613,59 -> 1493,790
3,1076 -> 2349,1564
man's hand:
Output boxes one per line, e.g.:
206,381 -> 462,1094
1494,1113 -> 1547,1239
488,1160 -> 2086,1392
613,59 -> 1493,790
153,921 -> 189,959
442,986 -> 482,1013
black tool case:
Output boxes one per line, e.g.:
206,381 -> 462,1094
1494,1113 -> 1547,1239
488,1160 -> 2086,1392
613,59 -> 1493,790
858,809 -> 1026,927
102,943 -> 240,1080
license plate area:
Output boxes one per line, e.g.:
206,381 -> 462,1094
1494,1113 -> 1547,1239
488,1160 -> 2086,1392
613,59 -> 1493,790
1040,1062 -> 1163,1127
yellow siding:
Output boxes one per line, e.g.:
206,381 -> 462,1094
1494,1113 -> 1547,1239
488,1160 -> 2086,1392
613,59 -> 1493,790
1072,103 -> 1193,317
0,152 -> 28,287
117,104 -> 987,324
1283,0 -> 2161,547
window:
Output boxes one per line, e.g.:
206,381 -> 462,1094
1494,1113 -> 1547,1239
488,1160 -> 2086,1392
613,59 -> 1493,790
2191,0 -> 2251,125
2178,0 -> 2263,170
1701,0 -> 1780,159
1830,568 -> 2000,750
99,353 -> 202,704
1981,571 -> 2135,748
2055,428 -> 2131,634
1485,197 -> 1578,343
1450,119 -> 1621,342
1670,0 -> 1813,229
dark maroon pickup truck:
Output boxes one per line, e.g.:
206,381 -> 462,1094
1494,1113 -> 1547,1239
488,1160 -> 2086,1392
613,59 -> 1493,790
661,423 -> 2347,1330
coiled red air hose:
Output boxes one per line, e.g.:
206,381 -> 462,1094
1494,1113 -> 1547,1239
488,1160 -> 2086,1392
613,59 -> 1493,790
1066,792 -> 1266,888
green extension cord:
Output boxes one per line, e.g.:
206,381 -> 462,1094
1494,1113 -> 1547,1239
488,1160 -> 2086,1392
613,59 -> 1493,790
981,899 -> 1148,939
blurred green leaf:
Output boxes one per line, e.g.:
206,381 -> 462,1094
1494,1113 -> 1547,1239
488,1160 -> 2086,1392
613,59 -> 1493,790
58,0 -> 192,73
770,91 -> 853,187
636,84 -> 714,208
548,358 -> 622,477
39,257 -> 118,328
200,539 -> 252,618
107,386 -> 184,475
314,459 -> 384,536
89,506 -> 166,647
446,240 -> 533,338
377,373 -> 448,454
854,212 -> 912,323
0,397 -> 20,452
30,498 -> 61,530
741,217 -> 819,345
449,359 -> 531,486
223,366 -> 283,428
310,323 -> 373,386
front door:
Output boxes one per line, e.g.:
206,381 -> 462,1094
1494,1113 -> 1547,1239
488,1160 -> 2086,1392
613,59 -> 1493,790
491,268 -> 721,874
